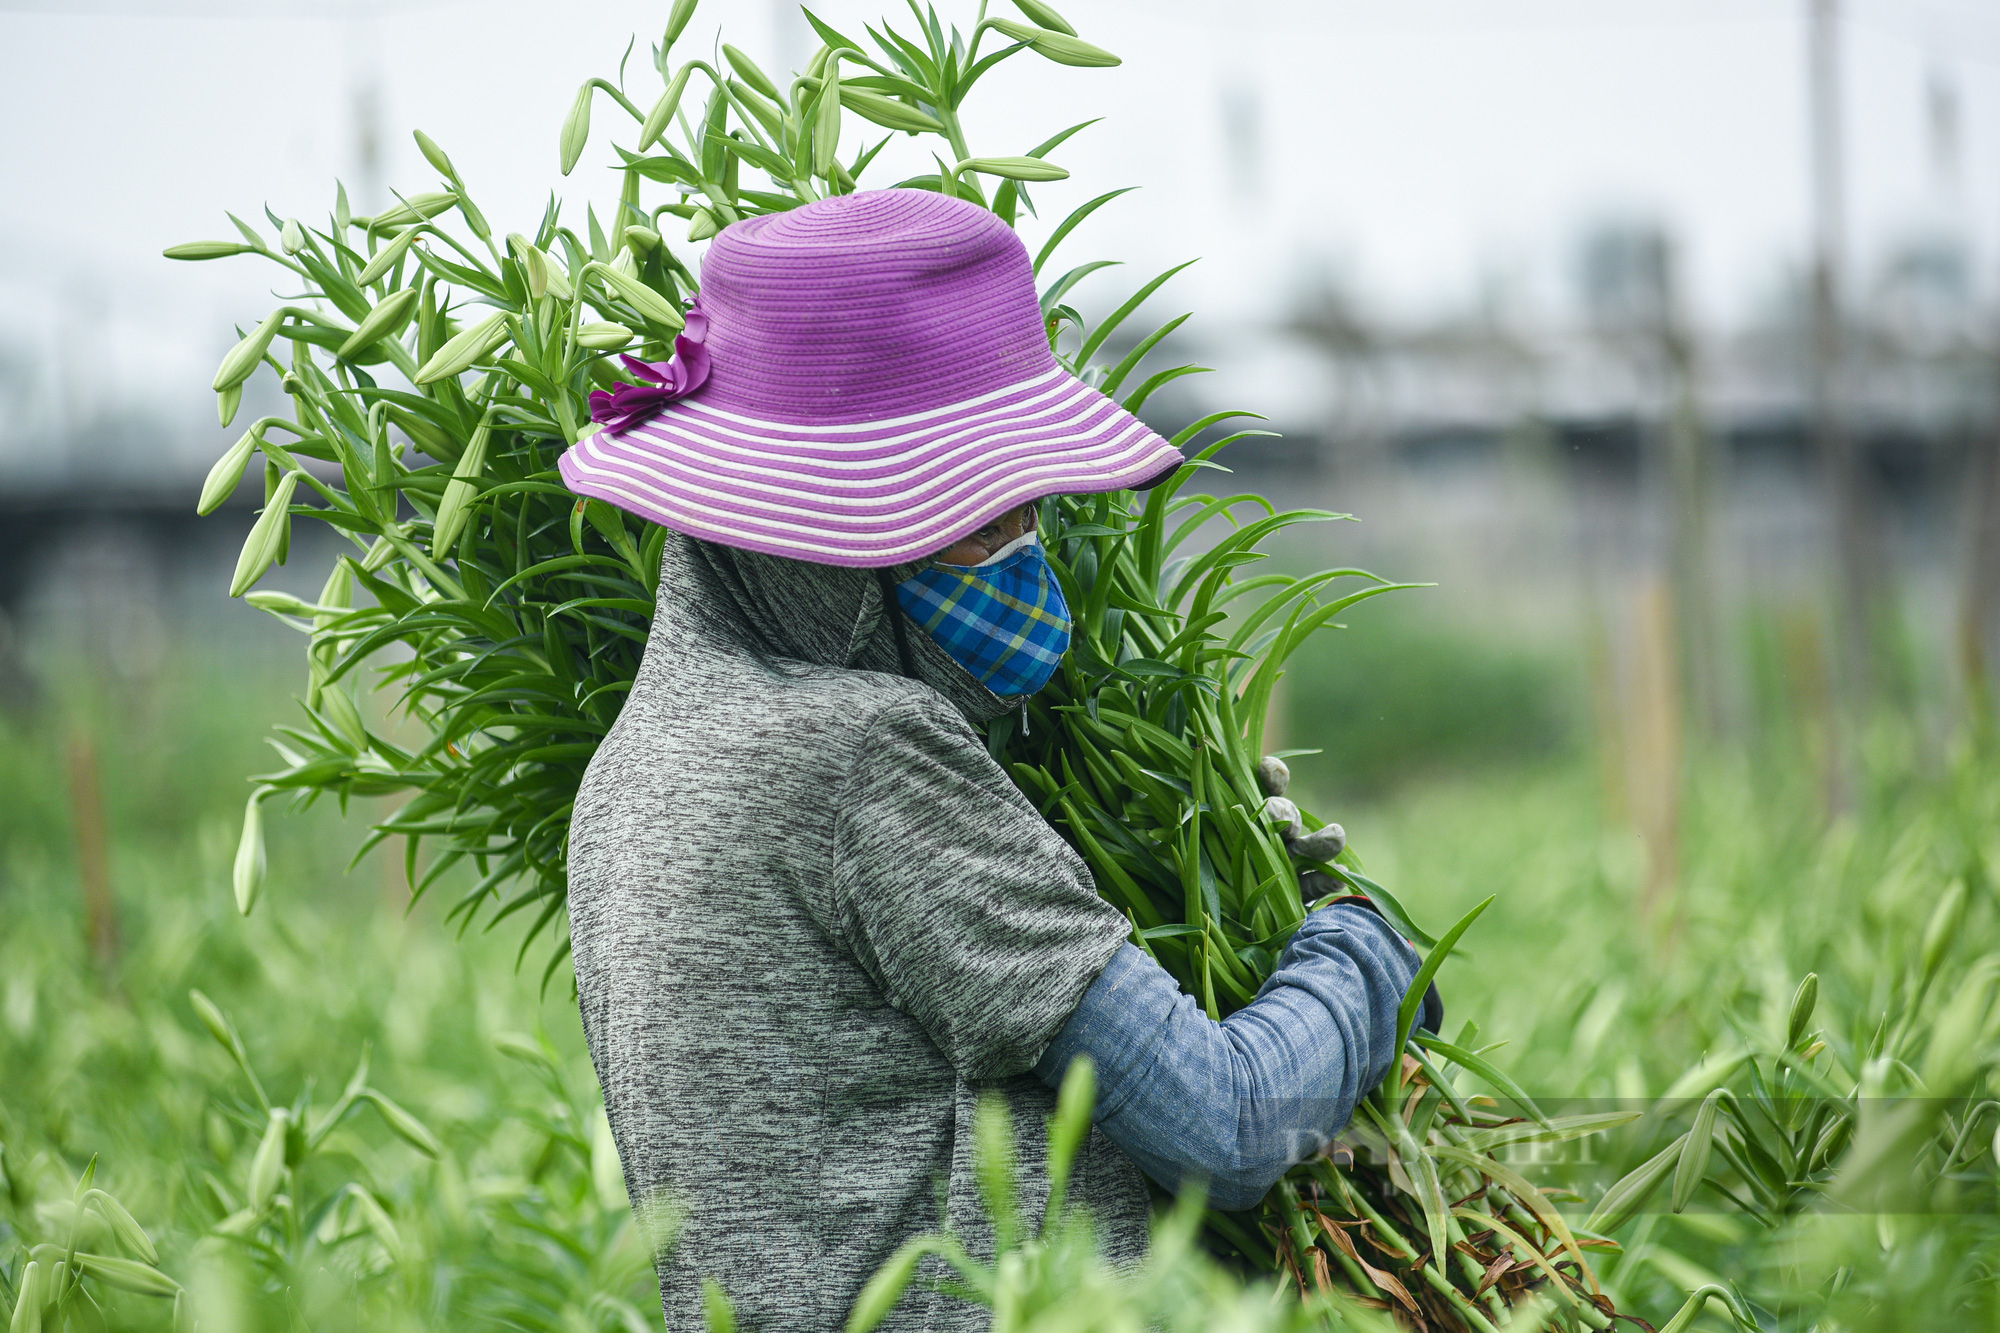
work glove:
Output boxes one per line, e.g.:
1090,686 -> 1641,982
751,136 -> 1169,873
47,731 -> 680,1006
1255,755 -> 1444,1035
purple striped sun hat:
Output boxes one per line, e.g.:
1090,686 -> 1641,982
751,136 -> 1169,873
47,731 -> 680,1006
557,189 -> 1183,568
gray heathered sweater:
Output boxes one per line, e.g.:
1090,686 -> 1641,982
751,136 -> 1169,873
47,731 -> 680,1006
566,532 -> 1149,1333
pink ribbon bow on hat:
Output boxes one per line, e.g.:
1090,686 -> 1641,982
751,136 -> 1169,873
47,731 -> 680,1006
588,303 -> 712,434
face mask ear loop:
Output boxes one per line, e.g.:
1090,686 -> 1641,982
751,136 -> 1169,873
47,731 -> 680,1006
876,568 -> 919,680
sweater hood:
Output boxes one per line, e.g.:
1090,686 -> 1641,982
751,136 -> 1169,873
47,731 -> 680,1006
662,531 -> 1017,726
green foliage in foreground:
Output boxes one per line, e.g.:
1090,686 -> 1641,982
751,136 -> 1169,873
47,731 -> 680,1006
834,1062 -> 1399,1333
0,660 -> 654,1331
6,643 -> 2000,1331
1341,723 -> 2000,1332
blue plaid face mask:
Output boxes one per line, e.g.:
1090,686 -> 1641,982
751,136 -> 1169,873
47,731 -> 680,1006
896,530 -> 1072,696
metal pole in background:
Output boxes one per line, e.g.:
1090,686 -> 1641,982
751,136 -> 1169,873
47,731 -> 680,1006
1931,63 -> 2000,744
1807,0 -> 1879,721
1963,400 -> 2000,743
1806,0 -> 1882,816
1659,235 -> 1720,741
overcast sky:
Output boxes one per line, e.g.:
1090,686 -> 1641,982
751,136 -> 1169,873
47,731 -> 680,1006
2,0 -> 1997,472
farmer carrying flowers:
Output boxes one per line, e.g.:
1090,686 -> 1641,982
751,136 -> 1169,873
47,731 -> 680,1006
558,190 -> 1439,1332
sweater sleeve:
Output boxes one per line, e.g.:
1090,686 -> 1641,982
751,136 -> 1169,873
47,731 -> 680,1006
831,692 -> 1131,1081
1033,903 -> 1422,1210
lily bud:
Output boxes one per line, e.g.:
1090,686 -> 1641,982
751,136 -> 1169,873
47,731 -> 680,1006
164,240 -> 252,260
317,683 -> 368,750
14,1261 -> 43,1333
198,428 -> 258,515
664,0 -> 698,47
431,409 -> 496,556
956,155 -> 1068,182
213,310 -> 285,392
838,87 -> 945,134
414,311 -> 510,384
337,287 -> 419,359
640,65 -> 696,151
414,128 -> 457,181
366,191 -> 457,233
813,66 -> 842,176
585,261 -> 685,329
357,228 -> 422,286
230,471 -> 300,596
363,1090 -> 442,1157
1013,0 -> 1076,35
723,44 -> 782,102
511,235 -> 550,298
560,81 -> 594,176
507,233 -> 567,300
83,1189 -> 160,1265
280,218 -> 306,254
459,193 -> 491,243
577,321 -> 636,350
542,253 -> 573,300
233,792 -> 267,915
989,17 -> 1118,67
245,590 -> 316,618
247,1109 -> 289,1209
1787,972 -> 1819,1049
316,557 -> 354,620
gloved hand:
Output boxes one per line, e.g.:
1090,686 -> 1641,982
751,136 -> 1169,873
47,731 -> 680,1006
1260,795 -> 1347,864
1256,755 -> 1442,1037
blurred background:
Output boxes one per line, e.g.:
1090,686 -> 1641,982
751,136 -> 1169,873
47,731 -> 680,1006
5,4 -> 2000,1326
6,0 -> 2000,813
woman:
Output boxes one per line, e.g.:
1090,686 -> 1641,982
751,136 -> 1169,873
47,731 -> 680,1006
559,189 -> 1431,1332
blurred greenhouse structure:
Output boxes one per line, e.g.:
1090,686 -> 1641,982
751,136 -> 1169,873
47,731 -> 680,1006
7,204 -> 1998,737
5,2 -> 1999,776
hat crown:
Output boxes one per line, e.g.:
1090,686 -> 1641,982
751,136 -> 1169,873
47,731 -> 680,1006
560,189 -> 1183,568
695,191 -> 1053,425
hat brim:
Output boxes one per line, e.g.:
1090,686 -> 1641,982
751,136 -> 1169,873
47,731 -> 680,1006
558,364 -> 1183,568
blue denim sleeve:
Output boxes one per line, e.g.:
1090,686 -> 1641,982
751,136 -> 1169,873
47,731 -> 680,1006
1032,903 -> 1422,1211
